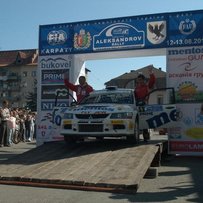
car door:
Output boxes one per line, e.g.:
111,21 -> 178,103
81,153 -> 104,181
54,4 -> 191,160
137,88 -> 177,130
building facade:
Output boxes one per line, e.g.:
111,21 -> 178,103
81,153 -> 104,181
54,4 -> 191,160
105,65 -> 171,105
0,49 -> 38,108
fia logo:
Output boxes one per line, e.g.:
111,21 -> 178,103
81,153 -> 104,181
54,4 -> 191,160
47,30 -> 67,45
179,19 -> 196,35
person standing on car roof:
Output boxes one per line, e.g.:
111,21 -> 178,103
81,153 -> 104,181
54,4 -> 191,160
64,73 -> 93,103
134,66 -> 156,142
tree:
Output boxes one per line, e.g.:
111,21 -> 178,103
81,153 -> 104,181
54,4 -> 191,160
25,78 -> 37,111
25,91 -> 37,111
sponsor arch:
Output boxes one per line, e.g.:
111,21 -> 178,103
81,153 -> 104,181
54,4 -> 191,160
38,9 -> 203,155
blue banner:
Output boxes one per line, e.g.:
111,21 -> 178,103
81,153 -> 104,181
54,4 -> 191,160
39,10 -> 203,56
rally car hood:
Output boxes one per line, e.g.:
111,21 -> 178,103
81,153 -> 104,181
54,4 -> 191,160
65,103 -> 135,114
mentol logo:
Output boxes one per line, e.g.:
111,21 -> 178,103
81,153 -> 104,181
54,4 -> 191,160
146,109 -> 177,128
168,47 -> 203,55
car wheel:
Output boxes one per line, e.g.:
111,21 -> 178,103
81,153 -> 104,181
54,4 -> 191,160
134,120 -> 140,143
127,120 -> 140,144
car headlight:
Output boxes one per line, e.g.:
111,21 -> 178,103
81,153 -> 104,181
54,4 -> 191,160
63,113 -> 73,119
110,112 -> 133,119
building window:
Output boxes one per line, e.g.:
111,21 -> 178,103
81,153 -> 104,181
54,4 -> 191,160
157,95 -> 163,104
32,71 -> 36,77
23,71 -> 27,77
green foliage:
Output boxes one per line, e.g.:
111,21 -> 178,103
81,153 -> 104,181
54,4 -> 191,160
25,92 -> 37,111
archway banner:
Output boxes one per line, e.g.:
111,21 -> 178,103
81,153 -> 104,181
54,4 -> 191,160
37,9 -> 203,154
39,10 -> 203,56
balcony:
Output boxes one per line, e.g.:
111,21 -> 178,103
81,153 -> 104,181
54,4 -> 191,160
7,75 -> 20,81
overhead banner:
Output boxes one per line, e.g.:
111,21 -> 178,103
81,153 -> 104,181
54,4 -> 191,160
167,46 -> 203,155
39,10 -> 203,56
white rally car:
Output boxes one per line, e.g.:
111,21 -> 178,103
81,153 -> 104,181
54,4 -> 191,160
59,86 -> 177,144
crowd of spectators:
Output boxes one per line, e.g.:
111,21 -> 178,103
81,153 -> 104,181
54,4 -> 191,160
0,100 -> 36,147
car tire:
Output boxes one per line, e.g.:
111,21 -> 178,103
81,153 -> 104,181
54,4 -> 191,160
127,120 -> 140,144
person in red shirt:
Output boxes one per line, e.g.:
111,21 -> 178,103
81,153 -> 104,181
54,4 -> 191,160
134,67 -> 155,103
134,67 -> 156,142
64,74 -> 93,103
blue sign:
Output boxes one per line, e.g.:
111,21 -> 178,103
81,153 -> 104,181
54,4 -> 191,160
167,11 -> 203,47
39,9 -> 203,56
39,25 -> 73,55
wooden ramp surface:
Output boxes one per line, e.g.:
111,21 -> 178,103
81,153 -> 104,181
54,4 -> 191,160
0,140 -> 160,193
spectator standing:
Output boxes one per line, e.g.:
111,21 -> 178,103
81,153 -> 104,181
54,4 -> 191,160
7,110 -> 16,146
28,113 -> 35,142
0,100 -> 10,147
19,114 -> 26,142
25,114 -> 31,142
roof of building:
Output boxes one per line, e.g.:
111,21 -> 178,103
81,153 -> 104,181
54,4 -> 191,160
0,49 -> 38,67
105,64 -> 166,88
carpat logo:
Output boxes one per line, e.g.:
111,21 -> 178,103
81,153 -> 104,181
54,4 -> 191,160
179,19 -> 196,35
47,30 -> 67,45
147,21 -> 166,44
74,29 -> 91,49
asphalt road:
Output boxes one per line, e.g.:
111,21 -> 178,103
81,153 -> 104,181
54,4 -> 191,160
0,140 -> 203,203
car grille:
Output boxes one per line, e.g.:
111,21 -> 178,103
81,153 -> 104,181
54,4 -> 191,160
76,114 -> 109,119
79,124 -> 103,132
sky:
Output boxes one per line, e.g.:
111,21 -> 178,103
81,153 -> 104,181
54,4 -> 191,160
1,0 -> 203,89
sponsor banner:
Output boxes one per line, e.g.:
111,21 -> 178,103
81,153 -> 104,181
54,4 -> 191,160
39,55 -> 72,69
92,23 -> 145,51
39,10 -> 203,56
167,46 -> 203,155
39,26 -> 73,55
41,69 -> 68,84
138,104 -> 177,129
41,85 -> 69,100
39,15 -> 168,55
41,100 -> 69,111
167,11 -> 203,48
37,111 -> 64,142
167,46 -> 203,103
36,55 -> 73,144
168,103 -> 203,141
167,103 -> 203,155
169,141 -> 203,154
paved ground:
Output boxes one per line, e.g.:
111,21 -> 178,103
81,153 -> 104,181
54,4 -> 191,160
0,136 -> 203,202
0,141 -> 36,162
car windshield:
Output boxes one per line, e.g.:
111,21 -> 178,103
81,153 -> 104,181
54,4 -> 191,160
80,92 -> 134,105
